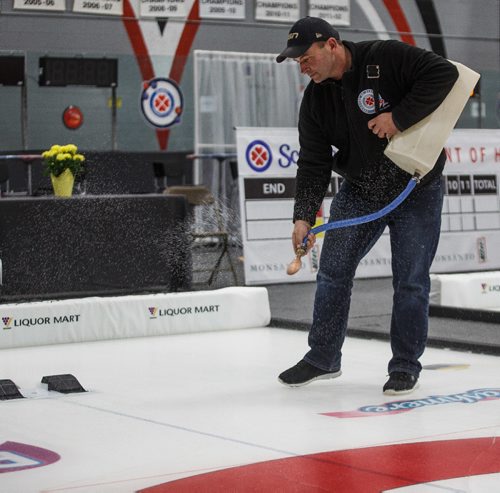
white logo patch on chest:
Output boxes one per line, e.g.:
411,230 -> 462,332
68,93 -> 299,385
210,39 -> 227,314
357,89 -> 389,114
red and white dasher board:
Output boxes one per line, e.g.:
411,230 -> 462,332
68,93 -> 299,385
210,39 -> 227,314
236,127 -> 500,285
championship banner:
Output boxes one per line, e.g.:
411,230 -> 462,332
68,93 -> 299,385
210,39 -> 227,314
255,0 -> 299,23
236,127 -> 500,285
308,1 -> 351,27
122,0 -> 199,149
73,0 -> 123,15
140,0 -> 188,17
199,0 -> 245,19
13,0 -> 65,11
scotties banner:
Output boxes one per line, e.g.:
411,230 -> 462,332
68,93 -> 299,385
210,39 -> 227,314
236,127 -> 500,285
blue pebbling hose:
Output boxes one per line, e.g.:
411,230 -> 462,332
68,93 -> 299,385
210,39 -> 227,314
301,173 -> 420,249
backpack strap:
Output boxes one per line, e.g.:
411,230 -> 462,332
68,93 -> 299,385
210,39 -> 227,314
366,41 -> 383,115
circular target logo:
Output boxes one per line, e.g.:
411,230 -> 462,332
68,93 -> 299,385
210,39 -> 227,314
246,140 -> 272,172
357,89 -> 388,114
140,78 -> 183,128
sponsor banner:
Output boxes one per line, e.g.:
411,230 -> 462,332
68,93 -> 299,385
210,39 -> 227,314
308,0 -> 351,27
199,0 -> 245,19
255,0 -> 299,23
0,442 -> 60,473
13,0 -> 65,11
0,287 -> 270,349
235,127 -> 500,285
73,0 -> 123,15
322,388 -> 500,418
444,129 -> 500,171
236,127 -> 317,284
140,0 -> 188,17
430,270 -> 500,309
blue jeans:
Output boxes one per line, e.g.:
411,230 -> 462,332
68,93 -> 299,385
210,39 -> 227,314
304,174 -> 444,377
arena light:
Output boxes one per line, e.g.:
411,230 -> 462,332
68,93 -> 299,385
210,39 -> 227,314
62,105 -> 84,130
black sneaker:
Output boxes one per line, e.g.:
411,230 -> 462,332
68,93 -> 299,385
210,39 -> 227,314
383,371 -> 419,395
278,360 -> 341,387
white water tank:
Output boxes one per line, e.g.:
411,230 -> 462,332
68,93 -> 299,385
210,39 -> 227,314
384,61 -> 480,177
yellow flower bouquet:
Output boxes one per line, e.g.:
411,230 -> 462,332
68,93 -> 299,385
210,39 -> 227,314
41,144 -> 85,197
41,144 -> 85,177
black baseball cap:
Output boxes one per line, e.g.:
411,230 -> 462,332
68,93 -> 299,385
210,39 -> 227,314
276,17 -> 340,63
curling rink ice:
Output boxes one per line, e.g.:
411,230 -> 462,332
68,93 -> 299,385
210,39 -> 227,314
1,289 -> 500,492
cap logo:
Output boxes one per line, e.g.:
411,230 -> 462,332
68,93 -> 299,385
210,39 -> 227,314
315,33 -> 323,38
288,32 -> 299,40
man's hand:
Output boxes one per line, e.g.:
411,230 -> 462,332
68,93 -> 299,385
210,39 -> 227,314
292,220 -> 315,254
367,112 -> 399,139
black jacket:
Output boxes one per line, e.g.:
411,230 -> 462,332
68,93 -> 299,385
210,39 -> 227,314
294,39 -> 459,225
